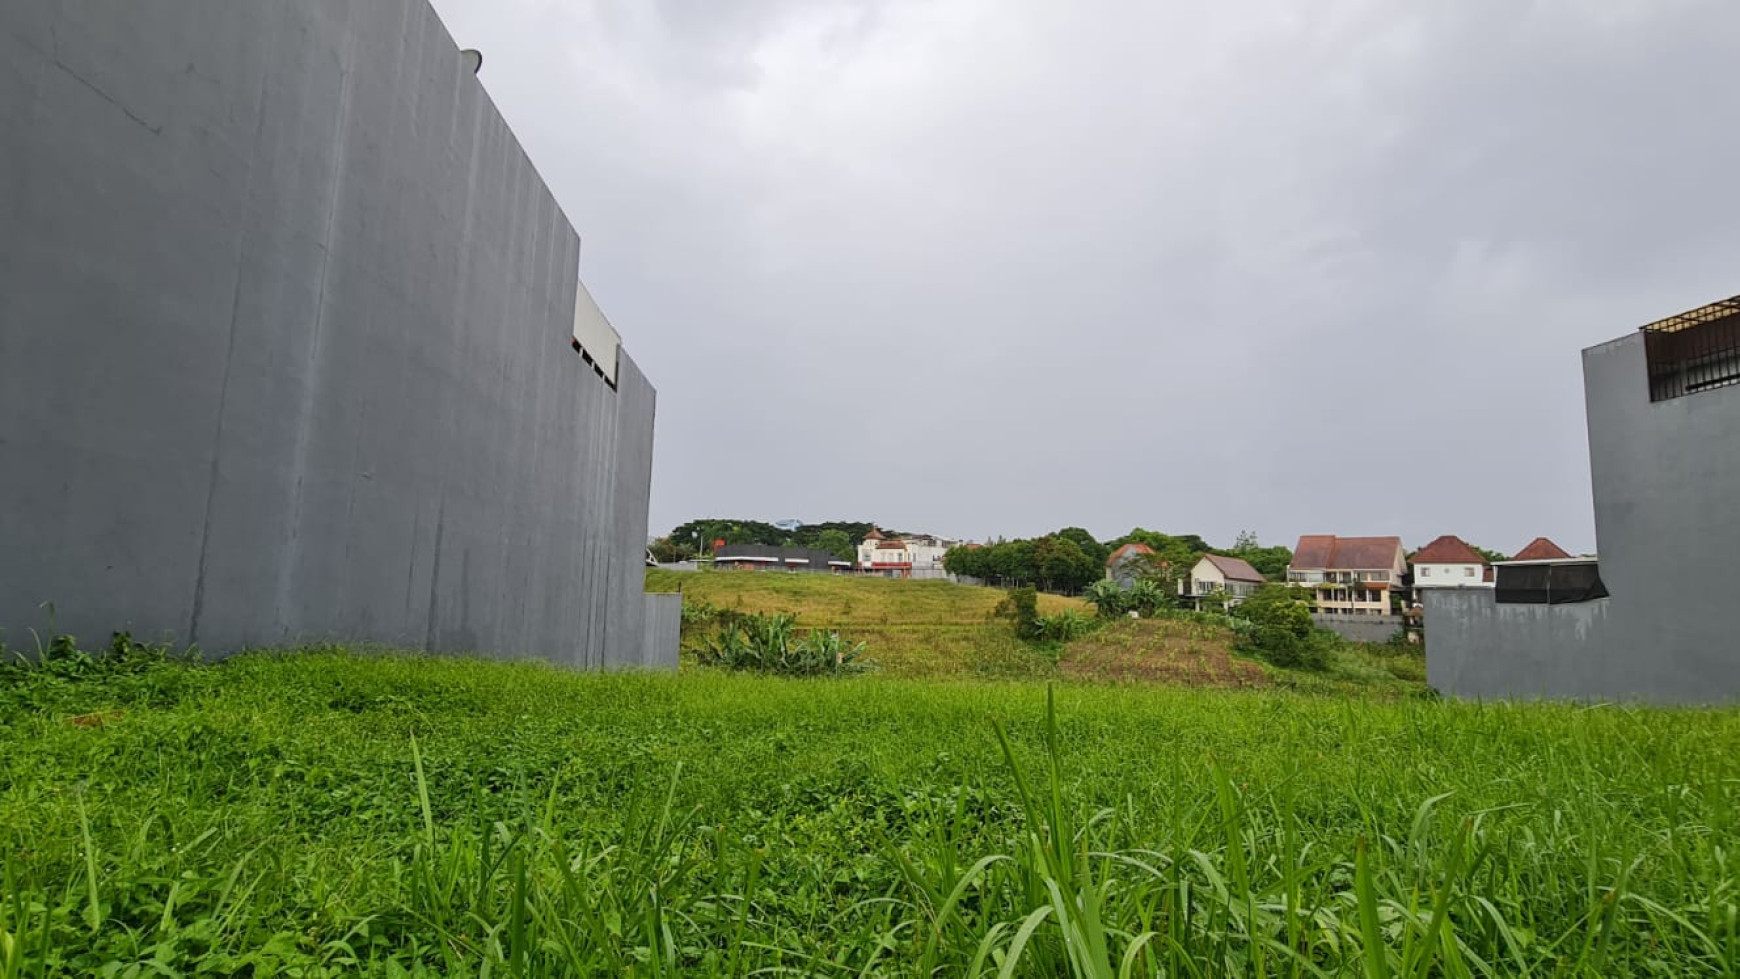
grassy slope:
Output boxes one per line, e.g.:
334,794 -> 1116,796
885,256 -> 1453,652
647,568 -> 1090,678
3,652 -> 1738,975
646,569 -> 1426,694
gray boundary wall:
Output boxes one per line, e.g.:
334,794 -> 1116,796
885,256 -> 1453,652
1424,333 -> 1740,703
1310,614 -> 1404,644
642,594 -> 683,671
0,0 -> 670,670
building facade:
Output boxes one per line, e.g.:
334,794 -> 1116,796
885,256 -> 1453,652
855,530 -> 954,577
1426,295 -> 1740,702
1180,554 -> 1266,604
0,1 -> 671,669
1409,535 -> 1493,605
1287,536 -> 1407,615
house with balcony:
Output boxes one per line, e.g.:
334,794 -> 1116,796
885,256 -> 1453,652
856,529 -> 955,578
1180,554 -> 1266,607
1286,535 -> 1407,616
1409,535 -> 1493,605
1425,293 -> 1740,702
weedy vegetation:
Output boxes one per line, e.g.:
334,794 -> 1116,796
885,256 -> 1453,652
2,638 -> 1738,976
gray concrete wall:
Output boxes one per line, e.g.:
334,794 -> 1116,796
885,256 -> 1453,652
642,593 -> 683,671
1311,614 -> 1404,644
0,0 -> 668,669
1423,591 -> 1620,699
1424,331 -> 1740,702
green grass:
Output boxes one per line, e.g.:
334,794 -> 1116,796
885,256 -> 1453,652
3,648 -> 1738,976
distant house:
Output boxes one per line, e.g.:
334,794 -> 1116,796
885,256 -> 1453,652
1410,535 -> 1493,605
1511,537 -> 1573,562
1180,554 -> 1265,606
714,544 -> 852,573
1287,535 -> 1407,616
1104,543 -> 1155,588
855,529 -> 955,578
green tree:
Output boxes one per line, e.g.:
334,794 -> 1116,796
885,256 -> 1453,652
1232,585 -> 1330,670
1052,527 -> 1110,569
814,529 -> 854,562
1032,536 -> 1098,593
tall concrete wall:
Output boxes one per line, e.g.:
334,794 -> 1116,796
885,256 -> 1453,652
1425,331 -> 1740,703
0,0 -> 669,669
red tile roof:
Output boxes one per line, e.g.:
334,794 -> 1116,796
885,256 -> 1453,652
1106,542 -> 1154,567
1411,535 -> 1487,566
1290,535 -> 1404,571
876,540 -> 906,550
1512,537 -> 1572,561
1202,553 -> 1265,583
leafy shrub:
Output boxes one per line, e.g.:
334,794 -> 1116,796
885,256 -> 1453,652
693,612 -> 871,677
1083,579 -> 1172,619
1034,609 -> 1099,643
996,586 -> 1043,641
1230,585 -> 1332,670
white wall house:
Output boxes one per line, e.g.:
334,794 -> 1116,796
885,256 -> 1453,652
1181,554 -> 1266,605
856,529 -> 956,577
1409,535 -> 1492,605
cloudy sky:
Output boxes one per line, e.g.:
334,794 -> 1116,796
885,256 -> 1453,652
429,0 -> 1739,555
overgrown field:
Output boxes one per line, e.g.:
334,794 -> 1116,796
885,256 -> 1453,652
4,648 -> 1738,976
647,569 -> 1084,679
648,569 -> 1425,693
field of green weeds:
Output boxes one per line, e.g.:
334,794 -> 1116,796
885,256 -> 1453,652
2,646 -> 1737,976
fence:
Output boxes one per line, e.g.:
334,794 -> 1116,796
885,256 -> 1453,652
1311,613 -> 1405,644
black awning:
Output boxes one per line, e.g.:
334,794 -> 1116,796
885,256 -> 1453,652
1495,562 -> 1609,605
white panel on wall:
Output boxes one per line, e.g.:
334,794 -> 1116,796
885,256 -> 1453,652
572,278 -> 621,386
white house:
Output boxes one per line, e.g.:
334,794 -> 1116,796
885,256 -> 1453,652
856,529 -> 955,577
1181,554 -> 1266,605
1409,535 -> 1493,605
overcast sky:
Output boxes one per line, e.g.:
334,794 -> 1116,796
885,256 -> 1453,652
429,0 -> 1740,555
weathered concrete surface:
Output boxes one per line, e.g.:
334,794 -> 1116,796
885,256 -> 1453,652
1311,614 -> 1404,645
1425,332 -> 1740,703
642,593 -> 684,672
0,0 -> 670,669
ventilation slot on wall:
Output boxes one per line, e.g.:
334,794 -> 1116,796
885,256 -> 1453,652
572,278 -> 621,389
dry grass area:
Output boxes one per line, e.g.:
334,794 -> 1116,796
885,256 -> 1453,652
646,568 -> 1081,624
1059,617 -> 1267,687
646,569 -> 1088,679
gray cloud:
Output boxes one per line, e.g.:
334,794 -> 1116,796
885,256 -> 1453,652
430,0 -> 1740,554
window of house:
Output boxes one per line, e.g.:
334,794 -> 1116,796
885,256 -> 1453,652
1421,567 -> 1431,577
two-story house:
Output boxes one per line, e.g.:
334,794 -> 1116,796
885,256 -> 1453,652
1410,535 -> 1493,605
1180,554 -> 1266,606
856,529 -> 955,577
1287,535 -> 1407,615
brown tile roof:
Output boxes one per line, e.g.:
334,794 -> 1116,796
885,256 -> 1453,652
1203,553 -> 1265,583
1411,535 -> 1487,566
1290,534 -> 1404,571
876,540 -> 906,550
1106,542 -> 1154,567
864,529 -> 885,541
1512,537 -> 1572,561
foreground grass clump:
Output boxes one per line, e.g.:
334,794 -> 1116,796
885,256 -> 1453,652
2,649 -> 1739,975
